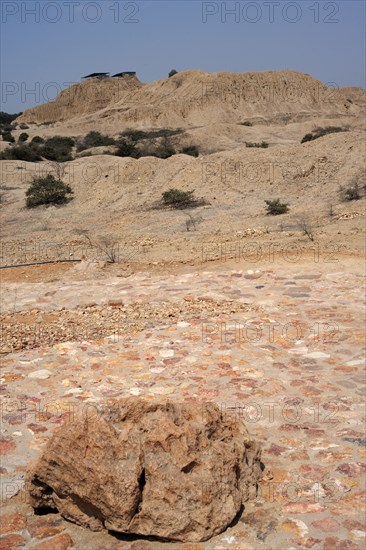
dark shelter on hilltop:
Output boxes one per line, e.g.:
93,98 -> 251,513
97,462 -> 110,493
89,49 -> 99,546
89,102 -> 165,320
82,72 -> 110,80
112,72 -> 136,78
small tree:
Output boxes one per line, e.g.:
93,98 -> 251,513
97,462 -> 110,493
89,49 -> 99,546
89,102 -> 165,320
344,182 -> 361,201
31,135 -> 45,144
297,217 -> 315,241
115,139 -> 140,158
0,143 -> 42,162
168,69 -> 178,78
25,175 -> 73,208
162,188 -> 195,208
77,131 -> 115,151
42,136 -> 74,162
265,199 -> 289,215
19,132 -> 29,142
2,131 -> 15,143
181,145 -> 199,157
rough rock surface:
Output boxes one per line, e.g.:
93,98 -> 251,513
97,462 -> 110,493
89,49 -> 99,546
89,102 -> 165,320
27,398 -> 262,542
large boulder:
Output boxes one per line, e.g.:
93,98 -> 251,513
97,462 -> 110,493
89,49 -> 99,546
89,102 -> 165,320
27,398 -> 262,542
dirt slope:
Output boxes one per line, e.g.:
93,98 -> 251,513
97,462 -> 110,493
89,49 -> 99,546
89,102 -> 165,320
16,70 -> 365,133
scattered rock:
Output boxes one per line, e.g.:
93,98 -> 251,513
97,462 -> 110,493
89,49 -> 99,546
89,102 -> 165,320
28,370 -> 52,380
0,513 -> 26,535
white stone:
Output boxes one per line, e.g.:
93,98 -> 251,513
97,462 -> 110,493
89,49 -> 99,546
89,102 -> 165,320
346,359 -> 364,366
28,369 -> 52,380
159,349 -> 174,358
305,351 -> 330,359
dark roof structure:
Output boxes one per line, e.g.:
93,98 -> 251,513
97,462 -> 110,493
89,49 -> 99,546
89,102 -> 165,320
112,72 -> 136,78
82,72 -> 110,79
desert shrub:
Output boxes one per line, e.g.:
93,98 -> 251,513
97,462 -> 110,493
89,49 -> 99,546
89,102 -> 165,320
19,132 -> 29,142
117,129 -> 181,159
76,131 -> 115,151
25,175 -> 73,208
169,69 -> 178,78
181,145 -> 199,157
339,181 -> 361,201
0,143 -> 42,162
162,188 -> 195,208
240,121 -> 253,126
154,137 -> 176,159
121,128 -> 183,141
19,122 -> 29,129
1,131 -> 15,143
0,112 -> 22,126
31,136 -> 45,144
42,136 -> 74,162
246,141 -> 268,148
265,199 -> 289,215
297,217 -> 315,241
115,139 -> 140,158
301,126 -> 348,143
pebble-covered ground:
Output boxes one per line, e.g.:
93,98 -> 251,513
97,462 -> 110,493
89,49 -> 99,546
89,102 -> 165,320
0,267 -> 365,549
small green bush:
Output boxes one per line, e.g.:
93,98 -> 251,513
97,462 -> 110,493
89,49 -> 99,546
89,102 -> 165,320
265,199 -> 289,215
26,175 -> 73,208
76,131 -> 115,151
121,128 -> 183,141
19,122 -> 29,130
115,139 -> 140,158
339,181 -> 361,201
19,132 -> 29,142
31,136 -> 45,144
301,126 -> 348,143
0,143 -> 42,162
42,136 -> 74,162
181,145 -> 199,157
2,131 -> 15,143
246,141 -> 268,148
240,121 -> 253,127
162,188 -> 195,208
0,112 -> 22,126
169,69 -> 178,78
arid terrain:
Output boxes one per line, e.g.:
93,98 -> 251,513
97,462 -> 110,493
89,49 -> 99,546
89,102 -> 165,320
0,70 -> 365,549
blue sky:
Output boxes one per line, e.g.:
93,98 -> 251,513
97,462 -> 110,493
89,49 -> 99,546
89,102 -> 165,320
1,0 -> 365,113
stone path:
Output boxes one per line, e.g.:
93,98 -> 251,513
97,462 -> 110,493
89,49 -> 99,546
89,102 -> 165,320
0,268 -> 365,549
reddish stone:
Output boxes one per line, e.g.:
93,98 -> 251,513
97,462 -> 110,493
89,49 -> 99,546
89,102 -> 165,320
27,517 -> 63,539
267,443 -> 289,456
0,437 -> 16,456
31,533 -> 74,550
279,424 -> 304,432
299,464 -> 329,480
343,519 -> 365,530
304,428 -> 325,437
27,423 -> 47,434
323,537 -> 360,550
283,501 -> 326,514
311,517 -> 340,532
0,513 -> 26,534
336,462 -> 366,476
0,534 -> 25,549
293,537 -> 321,548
